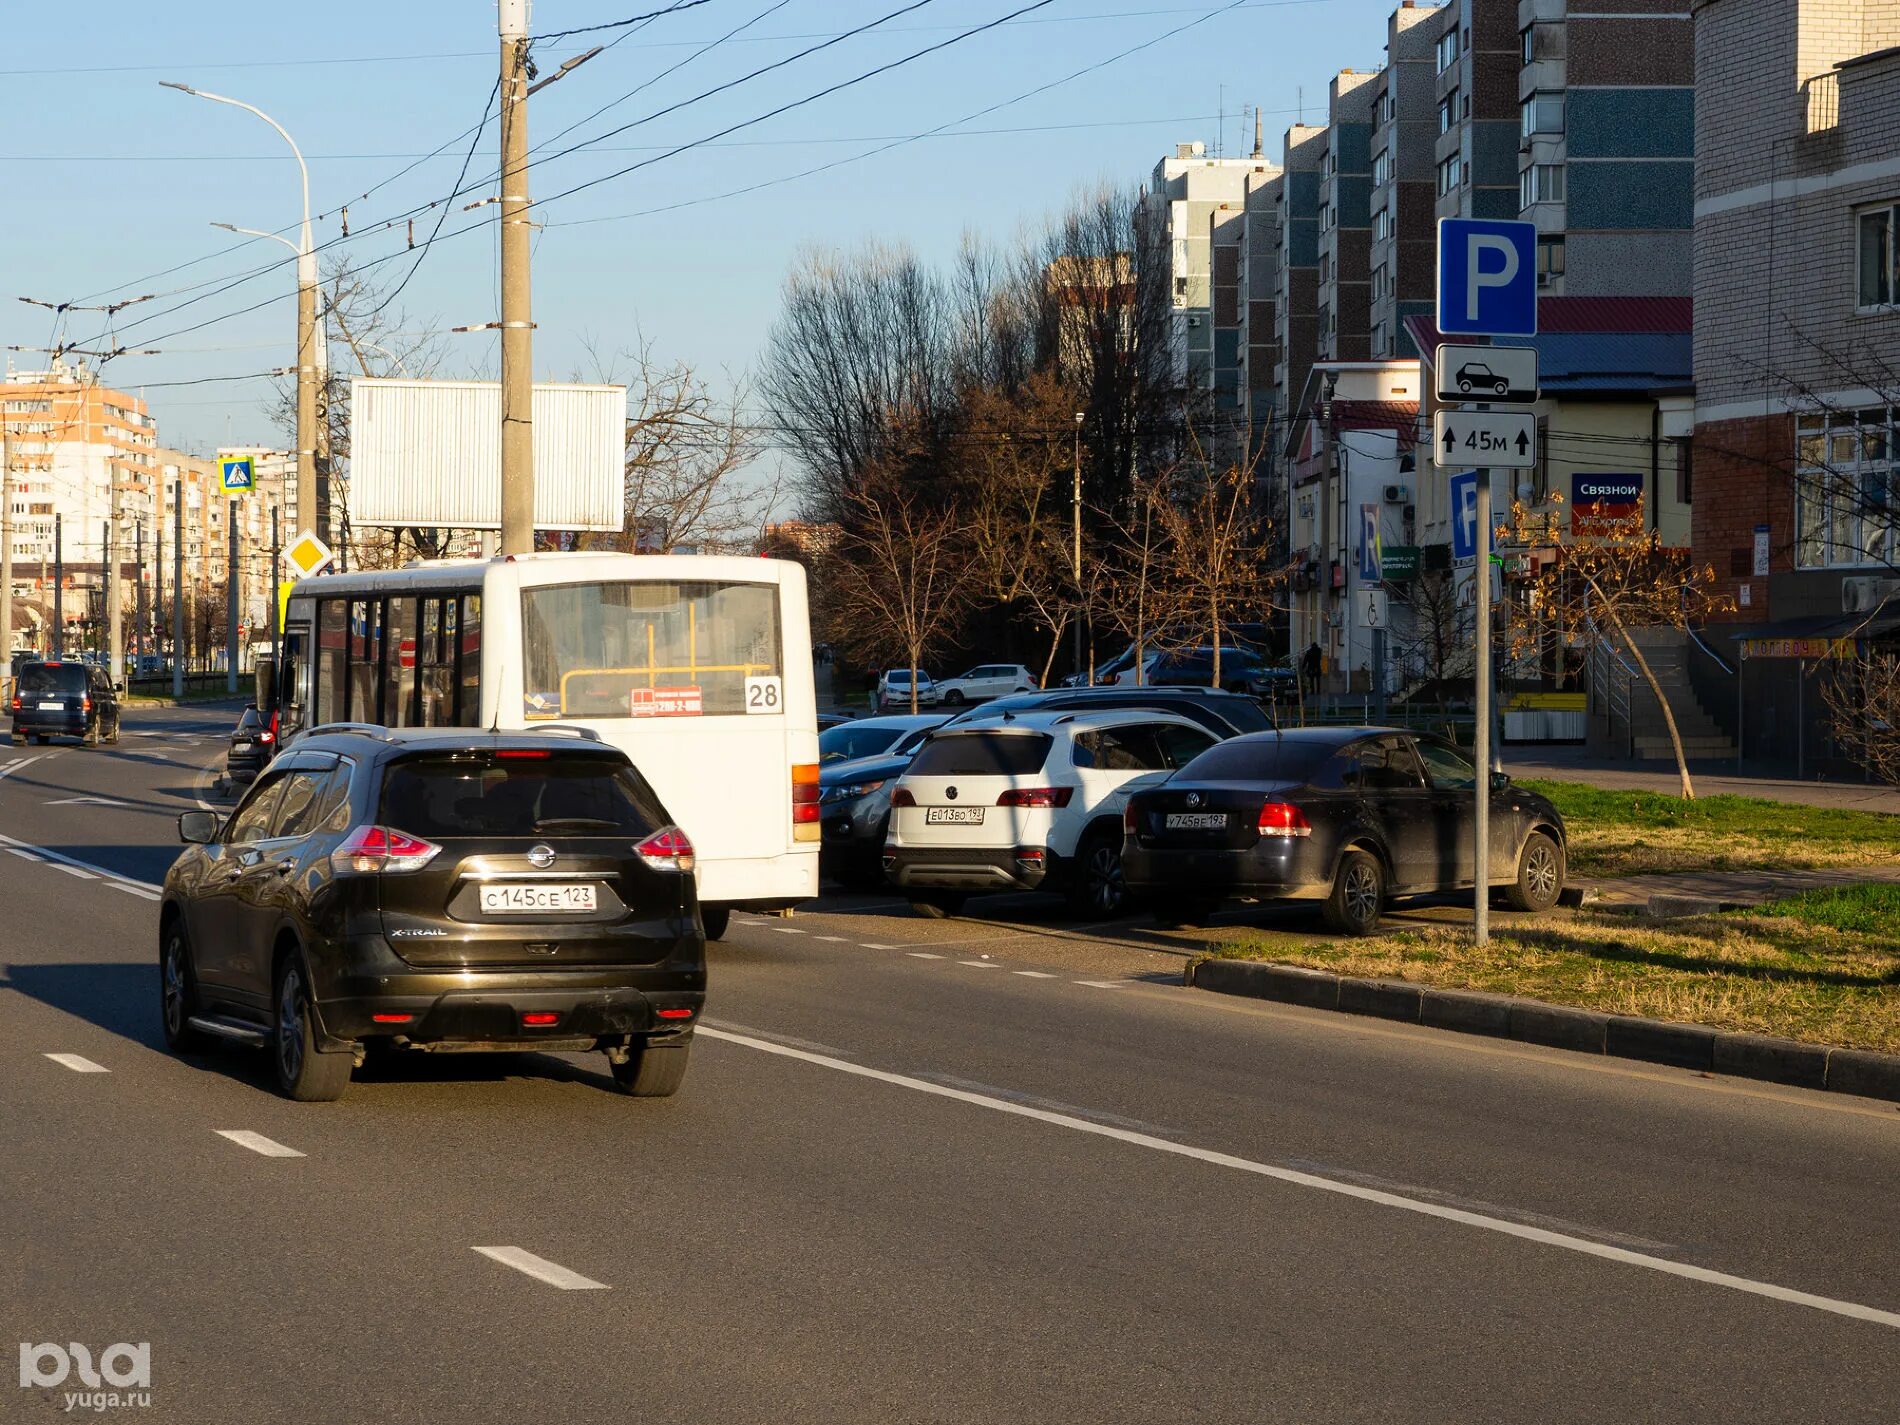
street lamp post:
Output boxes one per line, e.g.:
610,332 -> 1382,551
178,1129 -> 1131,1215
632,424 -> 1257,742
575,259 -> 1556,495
163,83 -> 319,543
1072,411 -> 1085,681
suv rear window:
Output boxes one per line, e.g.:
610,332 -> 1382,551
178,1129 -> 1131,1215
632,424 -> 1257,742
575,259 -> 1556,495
907,732 -> 1052,777
1177,737 -> 1334,783
379,754 -> 667,838
19,665 -> 85,695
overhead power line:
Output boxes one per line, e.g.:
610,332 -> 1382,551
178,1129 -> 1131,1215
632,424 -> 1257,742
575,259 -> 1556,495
529,0 -> 716,43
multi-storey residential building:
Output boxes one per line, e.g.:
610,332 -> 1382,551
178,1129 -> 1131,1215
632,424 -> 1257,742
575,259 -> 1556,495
1148,144 -> 1254,435
1315,71 -> 1381,367
1519,0 -> 1695,296
1432,0 -> 1520,226
1368,2 -> 1444,358
1690,0 -> 1900,769
1235,122 -> 1287,460
1274,124 -> 1329,434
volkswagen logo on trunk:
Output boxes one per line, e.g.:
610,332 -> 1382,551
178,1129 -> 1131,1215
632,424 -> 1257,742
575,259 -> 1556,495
528,844 -> 556,869
1186,792 -> 1203,809
945,786 -> 959,801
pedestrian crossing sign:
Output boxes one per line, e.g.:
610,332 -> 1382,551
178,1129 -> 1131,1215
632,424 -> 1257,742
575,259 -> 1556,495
218,453 -> 255,493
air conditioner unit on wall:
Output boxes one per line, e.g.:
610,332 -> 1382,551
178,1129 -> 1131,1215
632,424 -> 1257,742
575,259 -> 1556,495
1842,576 -> 1900,614
1383,484 -> 1410,504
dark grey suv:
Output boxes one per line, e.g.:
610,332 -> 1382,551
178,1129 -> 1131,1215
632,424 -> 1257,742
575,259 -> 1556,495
8,659 -> 121,746
160,726 -> 706,1101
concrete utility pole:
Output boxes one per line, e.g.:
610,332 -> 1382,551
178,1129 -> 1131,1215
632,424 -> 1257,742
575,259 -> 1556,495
163,84 -> 317,540
52,514 -> 63,659
226,504 -> 239,694
172,490 -> 184,700
0,419 -> 12,669
135,519 -> 146,662
270,505 -> 281,681
1072,411 -> 1084,679
498,0 -> 535,555
107,466 -> 122,684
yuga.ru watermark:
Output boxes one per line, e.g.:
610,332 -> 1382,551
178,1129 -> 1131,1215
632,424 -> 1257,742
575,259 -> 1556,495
18,1343 -> 152,1412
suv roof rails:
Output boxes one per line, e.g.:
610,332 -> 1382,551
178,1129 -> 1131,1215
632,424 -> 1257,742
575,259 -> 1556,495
526,724 -> 603,741
303,721 -> 394,740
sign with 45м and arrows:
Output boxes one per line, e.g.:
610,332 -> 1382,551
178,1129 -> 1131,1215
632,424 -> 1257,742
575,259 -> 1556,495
1433,410 -> 1536,468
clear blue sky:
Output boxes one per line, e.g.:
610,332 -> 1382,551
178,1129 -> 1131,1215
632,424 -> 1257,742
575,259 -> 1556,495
1,0 -> 1394,459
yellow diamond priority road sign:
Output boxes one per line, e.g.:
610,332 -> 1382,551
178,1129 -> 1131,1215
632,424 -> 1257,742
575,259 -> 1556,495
284,530 -> 334,579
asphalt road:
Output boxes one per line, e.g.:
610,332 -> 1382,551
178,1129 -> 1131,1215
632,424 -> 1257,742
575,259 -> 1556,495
3,703 -> 1898,1423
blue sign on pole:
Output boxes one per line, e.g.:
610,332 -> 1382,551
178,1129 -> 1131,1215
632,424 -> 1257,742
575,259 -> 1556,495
1450,470 -> 1479,561
1436,218 -> 1538,337
1357,504 -> 1381,582
219,455 -> 255,493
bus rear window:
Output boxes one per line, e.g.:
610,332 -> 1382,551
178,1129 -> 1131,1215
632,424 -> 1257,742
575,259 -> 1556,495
521,581 -> 782,719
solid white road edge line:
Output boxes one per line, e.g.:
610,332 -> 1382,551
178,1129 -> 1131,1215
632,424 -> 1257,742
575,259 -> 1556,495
696,1026 -> 1900,1333
215,1130 -> 305,1159
472,1246 -> 609,1290
44,1053 -> 109,1073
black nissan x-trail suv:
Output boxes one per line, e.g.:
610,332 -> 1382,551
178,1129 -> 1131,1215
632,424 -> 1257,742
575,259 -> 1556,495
160,726 -> 707,1101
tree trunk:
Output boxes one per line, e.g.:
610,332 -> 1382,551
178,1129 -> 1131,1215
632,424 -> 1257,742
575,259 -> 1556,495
1619,626 -> 1696,800
1039,616 -> 1067,688
1210,595 -> 1222,689
908,656 -> 919,715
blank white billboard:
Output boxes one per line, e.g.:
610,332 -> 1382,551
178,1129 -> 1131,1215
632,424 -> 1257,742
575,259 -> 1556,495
350,378 -> 625,531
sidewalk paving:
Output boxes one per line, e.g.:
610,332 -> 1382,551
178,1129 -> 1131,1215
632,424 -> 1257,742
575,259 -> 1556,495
1503,743 -> 1900,815
1577,864 -> 1900,913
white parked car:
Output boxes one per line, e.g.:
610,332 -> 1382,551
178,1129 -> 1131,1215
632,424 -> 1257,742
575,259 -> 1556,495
877,668 -> 937,710
932,663 -> 1037,706
882,708 -> 1220,918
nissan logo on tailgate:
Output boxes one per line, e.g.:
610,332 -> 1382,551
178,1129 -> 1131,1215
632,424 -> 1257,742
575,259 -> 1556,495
528,844 -> 556,869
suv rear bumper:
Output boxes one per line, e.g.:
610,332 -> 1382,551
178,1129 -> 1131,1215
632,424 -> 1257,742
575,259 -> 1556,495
884,844 -> 1052,893
10,712 -> 89,737
312,955 -> 706,1046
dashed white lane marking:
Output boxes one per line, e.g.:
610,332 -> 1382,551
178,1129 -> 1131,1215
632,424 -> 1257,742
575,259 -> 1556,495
0,829 -> 162,894
54,865 -> 94,880
859,943 -> 897,950
1075,980 -> 1123,989
215,1130 -> 305,1159
958,959 -> 1000,969
700,1027 -> 1900,1333
109,882 -> 161,901
7,847 -> 40,861
814,935 -> 848,942
770,926 -> 806,935
906,952 -> 944,960
0,753 -> 49,782
472,1246 -> 609,1291
44,1053 -> 108,1073
1013,970 -> 1058,979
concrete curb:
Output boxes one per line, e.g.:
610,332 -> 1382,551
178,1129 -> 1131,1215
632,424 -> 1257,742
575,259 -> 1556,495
1183,957 -> 1900,1105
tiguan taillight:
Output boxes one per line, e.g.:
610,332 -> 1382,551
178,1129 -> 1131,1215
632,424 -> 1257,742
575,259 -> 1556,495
636,826 -> 696,873
331,825 -> 442,875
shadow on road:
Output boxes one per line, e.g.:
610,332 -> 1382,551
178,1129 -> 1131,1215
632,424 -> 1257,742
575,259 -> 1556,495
3,960 -> 165,1053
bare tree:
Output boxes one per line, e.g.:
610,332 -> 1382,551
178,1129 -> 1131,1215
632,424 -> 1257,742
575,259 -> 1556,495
1500,495 -> 1733,798
576,336 -> 778,555
1821,645 -> 1900,788
820,475 -> 977,712
1390,567 -> 1472,700
1146,455 -> 1285,687
1094,474 -> 1190,685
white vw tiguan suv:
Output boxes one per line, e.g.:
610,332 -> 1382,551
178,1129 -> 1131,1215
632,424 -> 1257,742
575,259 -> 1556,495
883,708 -> 1220,918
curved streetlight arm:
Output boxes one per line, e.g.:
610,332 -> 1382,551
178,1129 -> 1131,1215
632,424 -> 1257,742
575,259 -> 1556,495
210,221 -> 299,257
162,81 -> 312,283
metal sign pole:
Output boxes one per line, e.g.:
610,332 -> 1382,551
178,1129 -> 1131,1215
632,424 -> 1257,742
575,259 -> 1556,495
1473,471 -> 1491,946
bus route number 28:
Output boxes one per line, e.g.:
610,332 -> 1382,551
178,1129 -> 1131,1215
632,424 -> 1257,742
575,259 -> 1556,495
744,675 -> 783,714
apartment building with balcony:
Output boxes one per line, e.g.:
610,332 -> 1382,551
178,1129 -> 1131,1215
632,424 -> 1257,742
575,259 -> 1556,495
1689,0 -> 1900,770
1367,2 -> 1444,359
1314,71 -> 1382,367
1273,124 -> 1329,439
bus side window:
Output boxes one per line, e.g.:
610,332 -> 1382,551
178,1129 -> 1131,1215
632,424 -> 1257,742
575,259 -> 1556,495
455,594 -> 483,726
316,599 -> 346,724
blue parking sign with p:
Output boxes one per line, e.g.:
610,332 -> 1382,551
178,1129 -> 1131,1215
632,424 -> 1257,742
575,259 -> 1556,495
220,455 -> 255,493
1436,218 -> 1537,337
1450,470 -> 1479,561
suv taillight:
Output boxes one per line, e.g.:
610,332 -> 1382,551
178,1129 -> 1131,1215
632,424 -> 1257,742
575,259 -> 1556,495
331,825 -> 442,874
636,826 -> 695,873
1257,802 -> 1312,838
997,787 -> 1073,808
792,762 -> 820,841
1123,801 -> 1139,834
890,786 -> 916,808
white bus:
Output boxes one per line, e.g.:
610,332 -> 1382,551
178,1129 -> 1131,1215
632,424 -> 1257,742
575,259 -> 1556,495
272,552 -> 819,938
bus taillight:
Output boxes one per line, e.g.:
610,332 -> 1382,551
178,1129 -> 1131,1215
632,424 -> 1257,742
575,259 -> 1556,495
792,763 -> 821,841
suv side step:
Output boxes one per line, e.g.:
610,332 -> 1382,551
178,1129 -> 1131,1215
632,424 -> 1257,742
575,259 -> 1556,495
187,1015 -> 270,1046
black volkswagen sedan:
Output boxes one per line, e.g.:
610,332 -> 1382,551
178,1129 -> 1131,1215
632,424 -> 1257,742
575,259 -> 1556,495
1123,727 -> 1566,935
161,726 -> 706,1101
